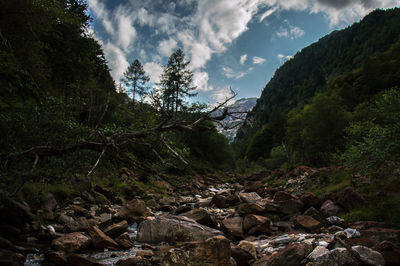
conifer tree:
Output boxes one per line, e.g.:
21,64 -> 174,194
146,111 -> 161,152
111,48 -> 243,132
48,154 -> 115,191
121,59 -> 150,109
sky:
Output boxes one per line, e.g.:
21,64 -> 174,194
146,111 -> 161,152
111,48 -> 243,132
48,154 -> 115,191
87,0 -> 398,104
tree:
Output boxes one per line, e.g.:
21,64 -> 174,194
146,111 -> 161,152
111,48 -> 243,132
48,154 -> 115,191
121,59 -> 150,109
159,49 -> 197,119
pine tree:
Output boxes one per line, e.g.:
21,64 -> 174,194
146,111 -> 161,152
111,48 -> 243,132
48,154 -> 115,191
159,49 -> 197,119
121,59 -> 150,109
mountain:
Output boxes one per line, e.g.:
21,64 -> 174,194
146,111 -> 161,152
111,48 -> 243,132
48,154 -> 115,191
234,8 -> 400,154
215,97 -> 257,142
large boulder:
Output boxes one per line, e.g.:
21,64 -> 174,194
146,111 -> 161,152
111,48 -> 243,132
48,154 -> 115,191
236,203 -> 264,216
0,199 -> 34,228
243,214 -> 271,235
116,199 -> 148,222
373,240 -> 400,266
361,227 -> 400,246
104,220 -> 128,238
66,216 -> 90,232
294,215 -> 322,233
253,242 -> 312,266
238,192 -> 262,204
209,194 -> 227,208
87,226 -> 119,250
180,208 -> 216,227
137,215 -> 222,244
51,232 -> 90,253
222,216 -> 244,239
337,187 -> 365,211
162,236 -> 231,266
0,249 -> 25,266
353,245 -> 385,266
314,246 -> 385,266
300,192 -> 320,209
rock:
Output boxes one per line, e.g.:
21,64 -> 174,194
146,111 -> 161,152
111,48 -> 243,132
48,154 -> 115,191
320,200 -> 343,216
225,194 -> 240,206
158,197 -> 176,206
66,216 -> 90,232
353,245 -> 385,266
361,227 -> 400,246
294,215 -> 321,233
0,199 -> 34,228
254,243 -> 312,266
0,237 -> 17,252
231,243 -> 253,266
170,205 -> 192,215
303,207 -> 325,224
87,226 -> 119,250
116,232 -> 134,249
162,236 -> 231,266
137,215 -> 222,244
313,248 -> 357,266
326,216 -> 346,227
236,203 -> 264,216
99,213 -> 112,223
300,192 -> 320,209
222,216 -> 244,239
0,249 -> 25,266
337,187 -> 365,211
94,191 -> 111,205
307,246 -> 329,261
52,232 -> 90,253
58,213 -> 74,225
104,220 -> 128,238
273,234 -> 293,245
243,214 -> 271,235
238,241 -> 257,260
66,254 -> 103,266
238,192 -> 262,204
209,194 -> 227,208
117,256 -> 143,265
81,190 -> 96,203
73,205 -> 88,216
180,208 -> 216,227
344,228 -> 361,238
116,199 -> 148,222
273,194 -> 304,214
45,251 -> 67,265
42,193 -> 57,212
373,240 -> 400,266
136,250 -> 154,257
273,191 -> 297,201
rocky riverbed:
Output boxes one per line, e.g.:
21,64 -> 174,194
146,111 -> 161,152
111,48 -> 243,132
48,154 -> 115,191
1,170 -> 399,265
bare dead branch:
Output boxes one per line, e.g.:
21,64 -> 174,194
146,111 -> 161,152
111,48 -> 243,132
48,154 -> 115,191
161,136 -> 188,166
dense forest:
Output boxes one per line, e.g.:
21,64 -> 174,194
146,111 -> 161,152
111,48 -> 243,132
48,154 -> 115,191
1,1 -> 400,265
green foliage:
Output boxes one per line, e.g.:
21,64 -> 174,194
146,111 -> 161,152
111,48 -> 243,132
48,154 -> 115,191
121,59 -> 150,106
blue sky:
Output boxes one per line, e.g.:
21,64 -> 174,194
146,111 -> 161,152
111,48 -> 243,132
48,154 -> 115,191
87,0 -> 398,104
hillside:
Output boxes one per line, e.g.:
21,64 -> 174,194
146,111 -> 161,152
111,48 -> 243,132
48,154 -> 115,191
235,8 -> 400,153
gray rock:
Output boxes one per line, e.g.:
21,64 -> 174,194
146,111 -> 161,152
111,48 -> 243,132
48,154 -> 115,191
307,246 -> 329,261
353,245 -> 385,266
320,200 -> 343,216
313,248 -> 357,266
66,216 -> 90,232
42,193 -> 57,212
137,215 -> 222,244
238,192 -> 262,204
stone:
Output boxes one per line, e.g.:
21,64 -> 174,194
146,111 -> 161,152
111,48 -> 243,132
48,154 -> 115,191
243,214 -> 271,235
94,191 -> 111,205
344,228 -> 360,238
303,207 -> 325,224
209,194 -> 227,208
307,246 -> 329,261
0,249 -> 25,266
58,213 -> 74,225
231,243 -> 253,266
273,191 -> 297,201
225,194 -> 240,206
170,205 -> 192,215
238,192 -> 262,204
158,197 -> 176,206
254,243 -> 312,266
337,187 -> 365,211
51,232 -> 90,253
236,203 -> 264,216
300,192 -> 320,209
137,215 -> 222,244
136,250 -> 154,257
198,197 -> 212,207
45,251 -> 67,265
373,240 -> 400,266
320,200 -> 343,216
117,256 -> 143,265
104,220 -> 128,238
116,232 -> 134,249
162,236 -> 231,266
66,254 -> 103,266
326,216 -> 346,227
361,227 -> 400,246
72,205 -> 88,216
116,199 -> 148,222
42,193 -> 57,212
222,216 -> 244,239
0,199 -> 34,228
313,248 -> 357,266
88,226 -> 119,250
353,245 -> 385,266
294,215 -> 322,233
238,240 -> 257,260
274,198 -> 304,215
180,208 -> 215,227
99,213 -> 112,223
66,216 -> 90,232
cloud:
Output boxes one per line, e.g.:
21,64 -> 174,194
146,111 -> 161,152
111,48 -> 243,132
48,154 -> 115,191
103,42 -> 129,81
276,20 -> 305,39
277,53 -> 294,63
259,6 -> 279,22
212,87 -> 235,105
222,67 -> 248,80
240,54 -> 247,65
193,71 -> 214,91
252,56 -> 266,65
157,38 -> 177,57
143,62 -> 163,84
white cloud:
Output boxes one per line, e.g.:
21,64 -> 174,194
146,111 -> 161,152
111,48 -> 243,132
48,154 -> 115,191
193,71 -> 214,92
222,67 -> 248,80
240,54 -> 247,65
143,62 -> 163,84
277,53 -> 294,63
103,42 -> 129,81
276,20 -> 305,40
212,87 -> 235,105
290,26 -> 305,39
252,56 -> 267,65
259,6 -> 279,21
117,15 -> 136,51
157,38 -> 178,57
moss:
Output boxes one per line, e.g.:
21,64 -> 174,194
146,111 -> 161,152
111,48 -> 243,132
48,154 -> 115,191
17,182 -> 75,207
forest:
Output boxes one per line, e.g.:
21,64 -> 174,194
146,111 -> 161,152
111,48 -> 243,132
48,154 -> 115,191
0,1 -> 399,265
